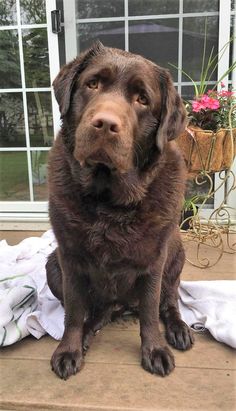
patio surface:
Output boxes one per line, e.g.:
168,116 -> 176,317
0,231 -> 235,411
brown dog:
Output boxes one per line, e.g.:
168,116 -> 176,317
46,42 -> 194,380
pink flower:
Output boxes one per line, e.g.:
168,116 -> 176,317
219,90 -> 233,97
221,81 -> 225,88
201,95 -> 211,105
192,101 -> 206,112
207,98 -> 220,110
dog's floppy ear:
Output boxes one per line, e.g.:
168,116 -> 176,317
156,69 -> 187,153
53,41 -> 105,118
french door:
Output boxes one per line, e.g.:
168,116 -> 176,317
0,0 -> 235,224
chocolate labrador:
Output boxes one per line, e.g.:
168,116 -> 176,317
46,42 -> 194,380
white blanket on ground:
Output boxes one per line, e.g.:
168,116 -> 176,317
0,231 -> 235,348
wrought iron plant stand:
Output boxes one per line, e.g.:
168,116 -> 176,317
177,106 -> 236,268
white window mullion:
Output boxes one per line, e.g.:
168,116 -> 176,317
178,0 -> 183,95
64,0 -> 77,60
214,0 -> 231,211
124,0 -> 129,51
16,0 -> 34,202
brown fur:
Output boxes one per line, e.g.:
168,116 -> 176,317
46,42 -> 194,380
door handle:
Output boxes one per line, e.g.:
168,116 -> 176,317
51,10 -> 62,34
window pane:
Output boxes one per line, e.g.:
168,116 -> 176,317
0,30 -> 21,88
0,93 -> 26,147
186,178 -> 214,207
183,0 -> 219,13
77,22 -> 125,53
27,92 -> 53,147
128,0 -> 179,16
129,19 -> 179,80
22,28 -> 50,88
31,150 -> 48,200
0,151 -> 30,200
182,16 -> 219,82
76,0 -> 124,19
0,0 -> 17,25
20,0 -> 46,24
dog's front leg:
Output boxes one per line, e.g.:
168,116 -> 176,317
139,255 -> 175,377
50,251 -> 87,380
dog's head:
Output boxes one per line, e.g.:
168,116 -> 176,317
53,43 -> 186,199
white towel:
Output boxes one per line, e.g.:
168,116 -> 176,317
178,280 -> 236,348
0,230 -> 63,345
0,230 -> 235,349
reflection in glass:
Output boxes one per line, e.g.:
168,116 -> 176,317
20,0 -> 46,24
0,151 -> 30,200
0,30 -> 21,88
27,92 -> 53,147
129,19 -> 179,80
186,178 -> 214,207
0,93 -> 25,147
76,0 -> 124,19
22,28 -> 50,88
128,0 -> 179,16
31,150 -> 48,200
0,0 -> 17,25
182,17 -> 219,82
77,22 -> 125,53
183,0 -> 219,13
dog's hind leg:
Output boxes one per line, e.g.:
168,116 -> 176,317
160,240 -> 194,351
46,249 -> 64,303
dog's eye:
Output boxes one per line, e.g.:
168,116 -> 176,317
137,94 -> 148,106
87,79 -> 99,89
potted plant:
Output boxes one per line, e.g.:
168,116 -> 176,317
172,25 -> 236,177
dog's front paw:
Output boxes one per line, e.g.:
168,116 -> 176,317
141,345 -> 175,377
51,349 -> 83,380
166,320 -> 194,350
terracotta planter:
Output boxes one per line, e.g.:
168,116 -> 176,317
176,126 -> 236,178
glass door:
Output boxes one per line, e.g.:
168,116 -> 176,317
0,0 -> 60,218
55,0 -> 235,220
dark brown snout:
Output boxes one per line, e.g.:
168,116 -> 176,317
91,112 -> 121,135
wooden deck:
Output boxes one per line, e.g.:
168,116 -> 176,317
0,231 -> 235,411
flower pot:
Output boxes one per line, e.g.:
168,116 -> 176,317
176,126 -> 236,178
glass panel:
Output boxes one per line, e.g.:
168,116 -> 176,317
20,0 -> 46,24
0,0 -> 17,25
76,0 -> 124,19
77,22 -> 125,53
182,16 -> 219,82
27,92 -> 53,147
129,19 -> 179,81
22,28 -> 50,88
186,179 -> 214,207
128,0 -> 179,16
183,0 -> 219,13
0,93 -> 26,147
31,150 -> 48,200
0,30 -> 21,88
0,151 -> 30,200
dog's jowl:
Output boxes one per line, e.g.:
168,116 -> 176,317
46,42 -> 194,380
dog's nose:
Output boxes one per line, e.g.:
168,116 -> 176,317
91,112 -> 121,134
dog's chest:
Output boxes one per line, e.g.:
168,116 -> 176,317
86,210 -> 160,268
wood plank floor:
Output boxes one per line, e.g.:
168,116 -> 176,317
0,230 -> 235,411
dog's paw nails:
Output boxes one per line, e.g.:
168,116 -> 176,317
51,349 -> 83,380
141,346 -> 175,377
166,320 -> 194,350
